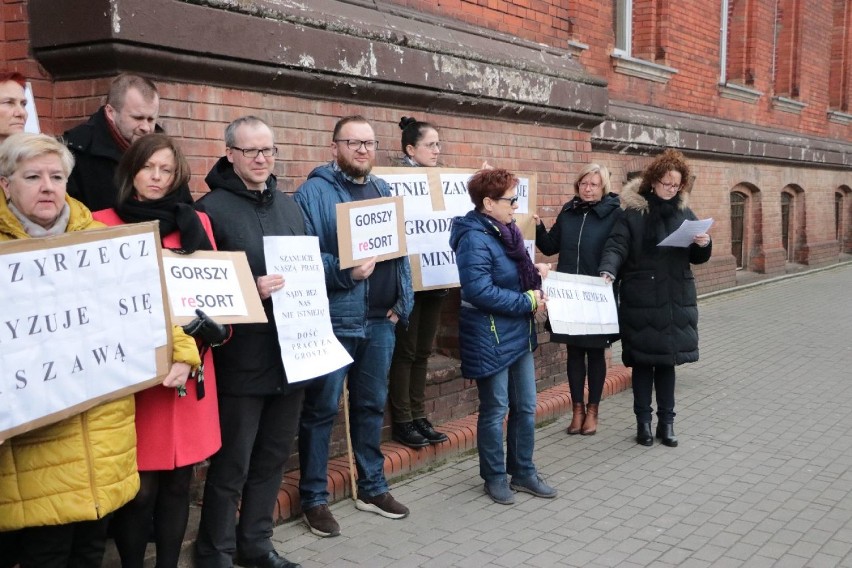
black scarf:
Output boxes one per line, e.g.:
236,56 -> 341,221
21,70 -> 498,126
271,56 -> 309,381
643,192 -> 681,252
570,195 -> 599,212
115,184 -> 213,253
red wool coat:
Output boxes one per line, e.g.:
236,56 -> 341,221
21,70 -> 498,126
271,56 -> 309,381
93,208 -> 221,470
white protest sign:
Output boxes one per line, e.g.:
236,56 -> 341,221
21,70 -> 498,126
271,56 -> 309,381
419,248 -> 459,287
336,196 -> 407,269
0,224 -> 170,439
162,257 -> 249,318
440,173 -> 475,215
24,82 -> 40,134
516,176 -> 531,214
543,272 -> 619,335
382,172 -> 433,214
264,236 -> 353,383
404,210 -> 454,255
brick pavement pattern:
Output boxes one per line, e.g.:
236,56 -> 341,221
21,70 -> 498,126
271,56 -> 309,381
270,264 -> 852,567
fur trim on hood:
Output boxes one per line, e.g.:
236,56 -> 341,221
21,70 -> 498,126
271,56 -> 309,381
618,177 -> 691,214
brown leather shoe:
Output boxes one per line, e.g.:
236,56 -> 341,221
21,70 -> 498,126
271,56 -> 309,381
566,402 -> 585,435
581,403 -> 598,435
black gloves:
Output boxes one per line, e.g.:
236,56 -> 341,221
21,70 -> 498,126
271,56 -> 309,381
182,309 -> 229,346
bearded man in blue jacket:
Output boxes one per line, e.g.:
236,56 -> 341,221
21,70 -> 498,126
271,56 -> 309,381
294,115 -> 414,539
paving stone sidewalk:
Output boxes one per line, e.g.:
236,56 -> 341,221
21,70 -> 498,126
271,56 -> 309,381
270,263 -> 852,567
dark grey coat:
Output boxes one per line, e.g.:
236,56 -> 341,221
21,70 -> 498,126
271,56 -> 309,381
598,179 -> 712,366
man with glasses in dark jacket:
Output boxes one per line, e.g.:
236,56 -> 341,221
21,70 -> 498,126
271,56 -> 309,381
194,116 -> 303,568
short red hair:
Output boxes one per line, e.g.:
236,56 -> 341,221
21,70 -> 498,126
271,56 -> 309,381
0,71 -> 26,88
467,168 -> 519,210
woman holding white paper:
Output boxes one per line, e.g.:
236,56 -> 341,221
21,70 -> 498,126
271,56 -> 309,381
534,163 -> 621,435
599,149 -> 711,448
0,133 -> 156,567
93,133 -> 221,568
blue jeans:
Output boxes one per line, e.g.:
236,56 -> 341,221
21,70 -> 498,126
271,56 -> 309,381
298,318 -> 396,509
476,351 -> 537,482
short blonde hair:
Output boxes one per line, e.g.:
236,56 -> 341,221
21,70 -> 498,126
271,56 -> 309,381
574,163 -> 611,195
0,133 -> 75,178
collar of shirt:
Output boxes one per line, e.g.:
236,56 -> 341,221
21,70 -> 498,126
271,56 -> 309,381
331,160 -> 369,185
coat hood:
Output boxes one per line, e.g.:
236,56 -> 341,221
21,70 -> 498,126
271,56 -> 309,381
0,194 -> 100,239
618,177 -> 691,214
204,156 -> 277,202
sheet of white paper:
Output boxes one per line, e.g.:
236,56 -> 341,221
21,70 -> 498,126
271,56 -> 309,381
658,218 -> 714,247
264,236 -> 353,383
0,231 -> 166,435
543,272 -> 619,336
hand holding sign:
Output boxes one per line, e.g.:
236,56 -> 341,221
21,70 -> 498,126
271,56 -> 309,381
257,274 -> 285,300
352,257 -> 377,281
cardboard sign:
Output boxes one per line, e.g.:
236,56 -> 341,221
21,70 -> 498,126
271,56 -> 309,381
0,223 -> 172,440
336,196 -> 407,269
264,236 -> 352,382
161,249 -> 267,325
374,167 -> 538,291
543,272 -> 619,336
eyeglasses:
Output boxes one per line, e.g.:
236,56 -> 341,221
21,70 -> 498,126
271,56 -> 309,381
418,142 -> 441,151
494,195 -> 519,205
656,181 -> 681,191
230,146 -> 278,158
579,182 -> 601,189
334,139 -> 379,151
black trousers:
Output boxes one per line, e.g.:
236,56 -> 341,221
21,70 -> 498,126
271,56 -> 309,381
566,346 -> 607,405
631,364 -> 676,424
17,518 -> 109,568
195,391 -> 304,568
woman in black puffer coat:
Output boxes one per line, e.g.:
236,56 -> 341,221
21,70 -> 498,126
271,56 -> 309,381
535,163 -> 621,436
599,149 -> 712,448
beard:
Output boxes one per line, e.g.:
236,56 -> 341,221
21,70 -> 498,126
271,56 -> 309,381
336,153 -> 372,180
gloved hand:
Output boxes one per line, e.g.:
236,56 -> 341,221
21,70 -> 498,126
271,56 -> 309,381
182,309 -> 229,346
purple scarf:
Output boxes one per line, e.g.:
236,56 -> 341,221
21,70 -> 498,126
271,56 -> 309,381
482,213 -> 541,291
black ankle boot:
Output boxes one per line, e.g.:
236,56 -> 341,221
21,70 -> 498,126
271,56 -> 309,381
392,422 -> 429,448
636,423 -> 653,446
656,423 -> 678,447
412,418 -> 449,444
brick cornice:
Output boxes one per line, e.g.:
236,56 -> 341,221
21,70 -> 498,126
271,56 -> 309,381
27,0 -> 609,130
591,101 -> 852,168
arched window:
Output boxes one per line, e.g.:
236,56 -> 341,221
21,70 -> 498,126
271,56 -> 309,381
731,192 -> 747,268
781,192 -> 792,259
837,192 -> 844,251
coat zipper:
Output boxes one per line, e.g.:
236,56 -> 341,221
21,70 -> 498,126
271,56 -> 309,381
489,315 -> 500,344
575,211 -> 588,273
81,414 -> 102,517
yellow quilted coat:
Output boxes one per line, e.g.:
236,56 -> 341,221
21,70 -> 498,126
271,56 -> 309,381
0,195 -> 201,531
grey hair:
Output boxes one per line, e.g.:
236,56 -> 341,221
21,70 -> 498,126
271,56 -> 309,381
574,163 -> 612,195
224,116 -> 273,147
0,133 -> 75,178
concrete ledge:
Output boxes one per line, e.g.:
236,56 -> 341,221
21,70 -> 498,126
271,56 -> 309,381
271,364 -> 633,524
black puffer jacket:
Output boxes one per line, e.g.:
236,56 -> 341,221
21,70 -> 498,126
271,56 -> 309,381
598,179 -> 712,366
195,157 -> 307,395
536,192 -> 622,348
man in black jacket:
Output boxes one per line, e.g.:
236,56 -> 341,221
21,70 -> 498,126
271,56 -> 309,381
193,116 -> 303,568
63,73 -> 160,211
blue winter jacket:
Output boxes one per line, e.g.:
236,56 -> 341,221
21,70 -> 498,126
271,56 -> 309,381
294,163 -> 414,337
449,210 -> 538,380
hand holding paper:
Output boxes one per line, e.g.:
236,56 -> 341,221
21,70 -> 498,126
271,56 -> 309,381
658,218 -> 714,247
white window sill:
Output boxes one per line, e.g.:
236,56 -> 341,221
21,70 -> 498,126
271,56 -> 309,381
611,52 -> 677,84
827,110 -> 852,125
772,96 -> 807,115
719,82 -> 762,104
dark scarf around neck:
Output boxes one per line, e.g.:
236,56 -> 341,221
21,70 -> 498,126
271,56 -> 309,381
115,184 -> 213,253
481,212 -> 541,291
643,191 -> 682,251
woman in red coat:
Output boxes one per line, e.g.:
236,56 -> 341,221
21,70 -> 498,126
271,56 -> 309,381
93,134 -> 223,568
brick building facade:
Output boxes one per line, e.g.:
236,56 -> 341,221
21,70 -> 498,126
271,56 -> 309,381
3,0 -> 851,461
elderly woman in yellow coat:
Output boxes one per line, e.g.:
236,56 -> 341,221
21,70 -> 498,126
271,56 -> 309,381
0,133 -> 201,568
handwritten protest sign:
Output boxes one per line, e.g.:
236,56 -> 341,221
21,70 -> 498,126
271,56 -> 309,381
161,250 -> 267,325
543,272 -> 619,336
336,196 -> 407,269
264,236 -> 353,383
374,167 -> 538,291
0,223 -> 171,440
